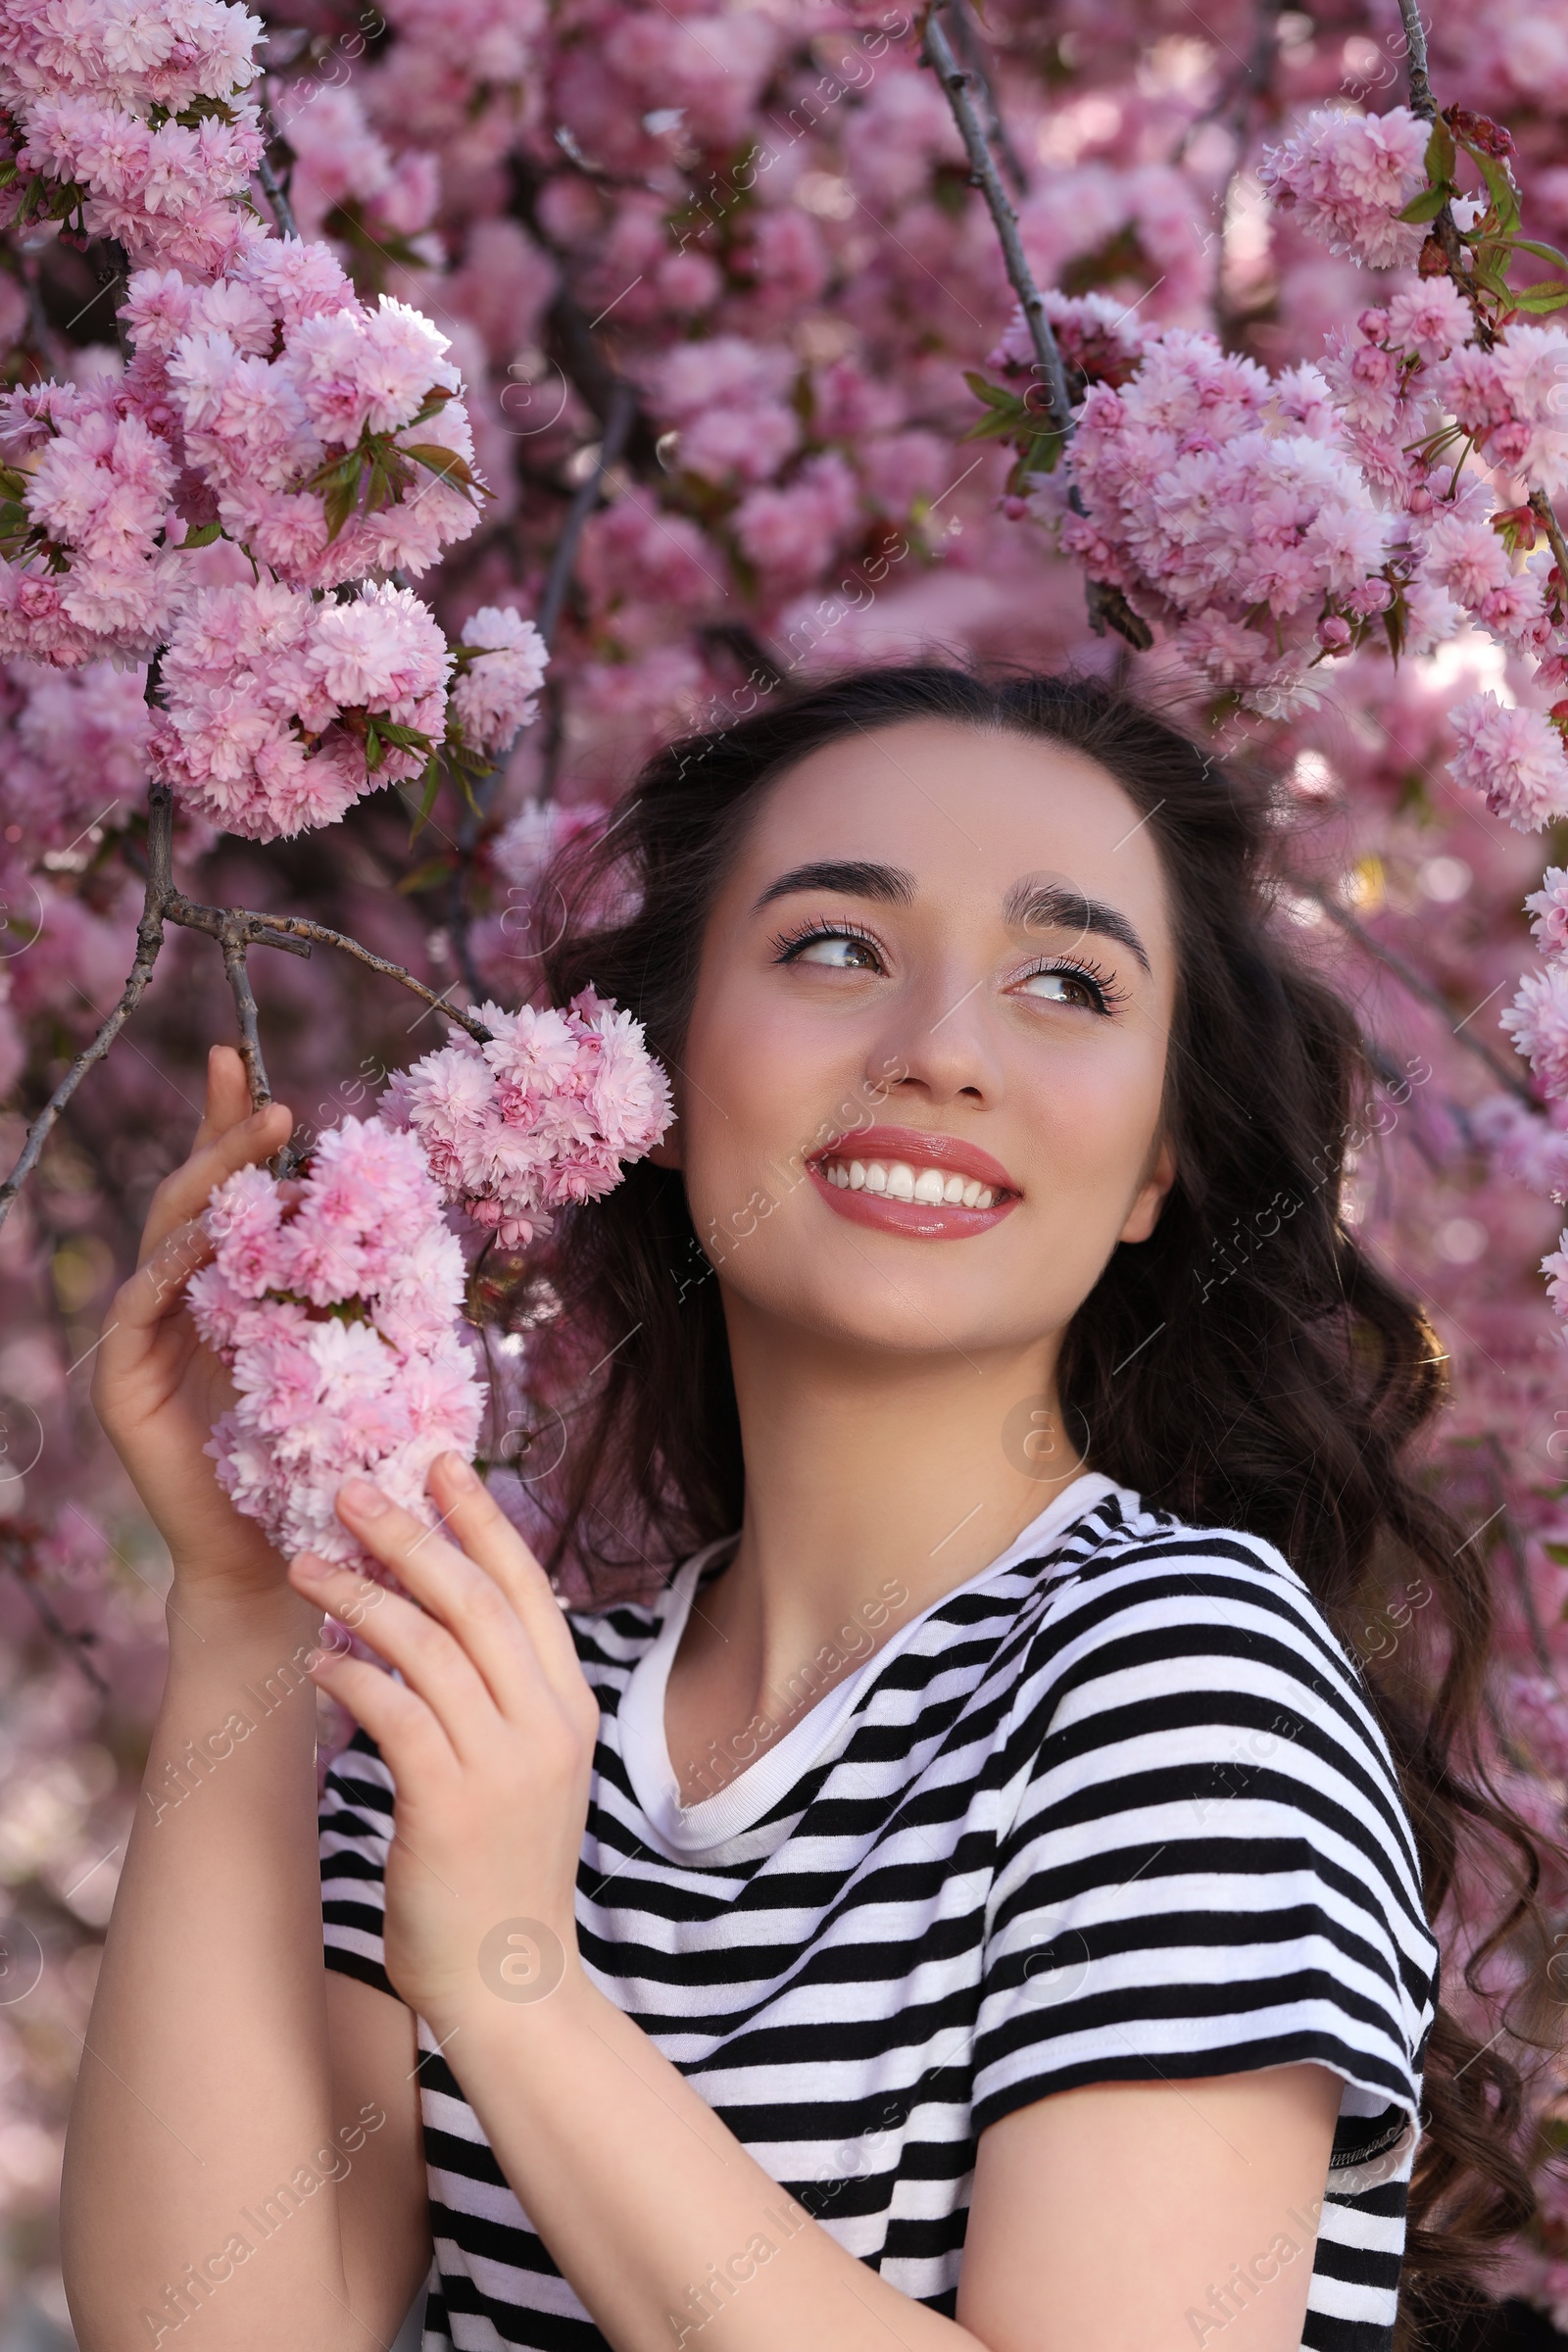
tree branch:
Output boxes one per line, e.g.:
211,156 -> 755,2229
256,100 -> 301,242
919,2 -> 1152,649
945,0 -> 1029,196
1528,488 -> 1568,599
1301,881 -> 1535,1102
0,782 -> 495,1227
197,906 -> 494,1043
920,5 -> 1071,443
0,787 -> 172,1224
536,378 -> 638,652
1396,0 -> 1437,122
220,927 -> 271,1108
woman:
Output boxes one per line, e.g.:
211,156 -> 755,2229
65,666 -> 1543,2352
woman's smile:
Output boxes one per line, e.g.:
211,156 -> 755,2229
807,1121 -> 1019,1238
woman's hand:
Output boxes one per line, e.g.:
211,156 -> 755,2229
91,1044 -> 295,1598
287,1451 -> 602,2031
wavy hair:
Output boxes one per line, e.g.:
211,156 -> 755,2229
522,662 -> 1555,2332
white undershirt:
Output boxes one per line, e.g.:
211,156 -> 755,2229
617,1470 -> 1121,1858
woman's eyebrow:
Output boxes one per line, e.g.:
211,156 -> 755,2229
753,859 -> 916,911
1004,877 -> 1151,972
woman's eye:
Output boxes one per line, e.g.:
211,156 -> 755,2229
1017,967 -> 1102,1010
787,932 -> 881,970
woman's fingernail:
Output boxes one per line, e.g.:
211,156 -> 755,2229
338,1478 -> 388,1517
291,1551 -> 328,1581
442,1452 -> 479,1491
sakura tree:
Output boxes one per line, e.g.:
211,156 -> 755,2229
0,0 -> 1566,2328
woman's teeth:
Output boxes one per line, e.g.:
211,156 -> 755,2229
820,1158 -> 998,1209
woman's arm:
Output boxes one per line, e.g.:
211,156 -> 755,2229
294,1463 -> 1343,2352
62,1050 -> 428,2352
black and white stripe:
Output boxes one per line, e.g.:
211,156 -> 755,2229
319,1473 -> 1439,2352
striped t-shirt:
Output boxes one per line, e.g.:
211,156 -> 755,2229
318,1470 -> 1441,2352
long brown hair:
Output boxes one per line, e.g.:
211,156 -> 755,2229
525,662 -> 1556,2330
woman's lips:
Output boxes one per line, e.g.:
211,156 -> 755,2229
806,1125 -> 1020,1242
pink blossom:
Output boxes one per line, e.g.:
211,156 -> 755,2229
188,1116 -> 484,1568
1526,866 -> 1568,954
1449,692 -> 1568,831
1383,280 -> 1474,364
1502,961 -> 1568,1094
380,990 -> 672,1250
449,605 -> 548,756
1257,107 -> 1430,270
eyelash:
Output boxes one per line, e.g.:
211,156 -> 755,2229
769,920 -> 1128,1015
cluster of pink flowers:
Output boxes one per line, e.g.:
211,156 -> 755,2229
153,245 -> 482,590
1255,105 -> 1432,270
0,0 -> 265,275
270,79 -> 441,254
186,1117 -> 484,1566
0,658 -> 150,851
491,796 -> 608,893
150,576 -> 450,840
646,335 -> 802,485
449,607 -> 549,757
0,378 -> 181,663
1448,692 -> 1568,831
381,990 -> 672,1249
0,229 -> 487,696
1042,309 -> 1418,712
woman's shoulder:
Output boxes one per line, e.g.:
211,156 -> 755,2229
1037,1485 -> 1370,1696
1015,1487 -> 1429,1888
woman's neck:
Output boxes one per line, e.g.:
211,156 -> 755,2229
662,1296 -> 1085,1804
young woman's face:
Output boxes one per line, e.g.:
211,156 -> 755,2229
666,717 -> 1179,1369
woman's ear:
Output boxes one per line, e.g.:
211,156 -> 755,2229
1119,1133 -> 1176,1246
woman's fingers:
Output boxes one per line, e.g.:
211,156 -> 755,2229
305,1646 -> 453,1786
190,1044 -> 254,1152
119,1217 -> 215,1333
286,1544 -> 538,1751
422,1454 -> 587,1695
138,1050 -> 292,1267
324,1481 -> 564,1725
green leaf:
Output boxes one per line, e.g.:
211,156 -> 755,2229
961,368 -> 1021,415
395,855 -> 453,895
1544,1541 -> 1568,1567
322,471 -> 360,541
1425,118 -> 1456,185
407,385 -> 456,429
365,722 -> 384,771
400,442 -> 479,492
1509,278 -> 1568,313
408,756 -> 442,844
178,519 -> 221,548
376,719 -> 432,750
1509,235 -> 1568,270
1397,183 -> 1449,225
1465,144 -> 1521,234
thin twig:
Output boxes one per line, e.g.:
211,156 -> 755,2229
1396,0 -> 1437,122
220,928 -> 271,1109
228,909 -> 492,1042
1,1542 -> 110,1697
256,102 -> 301,242
1396,0 -> 1487,331
1302,882 -> 1535,1102
919,3 -> 1151,648
946,0 -> 1028,195
0,791 -> 172,1223
1528,488 -> 1568,598
920,6 -> 1071,442
0,785 -> 494,1226
537,380 -> 639,651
